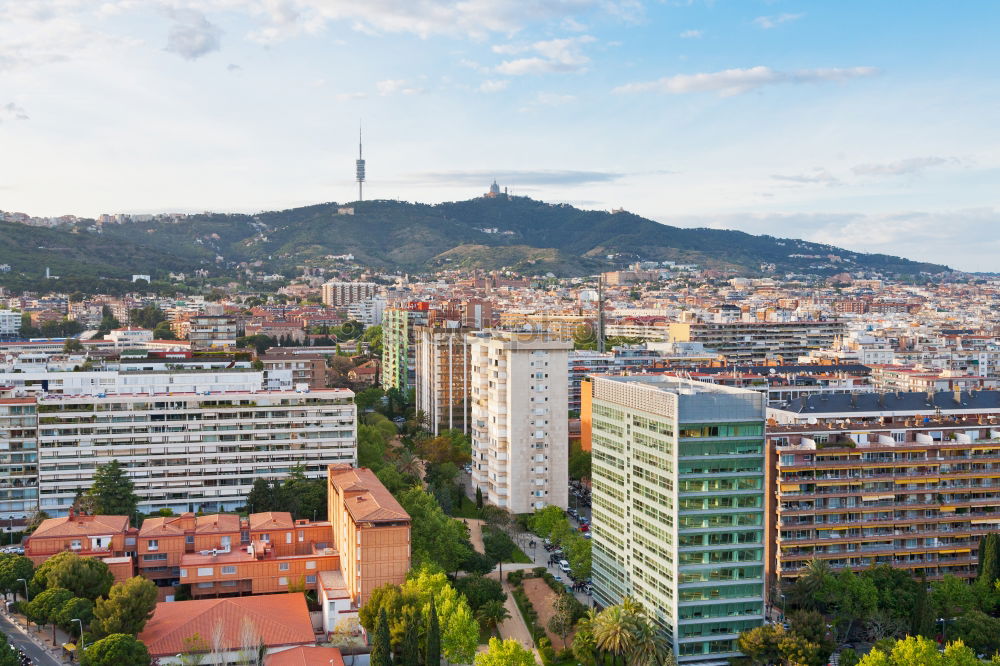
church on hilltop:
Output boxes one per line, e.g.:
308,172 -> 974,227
483,179 -> 508,198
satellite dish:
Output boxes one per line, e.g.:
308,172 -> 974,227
807,416 -> 818,425
769,368 -> 776,374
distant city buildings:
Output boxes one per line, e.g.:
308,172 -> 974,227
414,325 -> 474,435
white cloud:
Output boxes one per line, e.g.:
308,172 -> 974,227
613,65 -> 878,96
852,156 -> 956,176
375,79 -> 423,96
771,168 -> 840,185
679,29 -> 702,39
165,9 -> 222,60
478,79 -> 509,93
753,13 -> 804,29
494,35 -> 596,75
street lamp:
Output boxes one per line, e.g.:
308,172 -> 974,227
72,618 -> 85,656
779,594 -> 786,622
16,578 -> 29,629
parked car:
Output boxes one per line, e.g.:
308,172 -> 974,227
559,560 -> 571,574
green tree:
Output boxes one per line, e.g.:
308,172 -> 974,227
81,633 -> 151,666
46,552 -> 114,601
90,576 -> 158,638
778,633 -> 824,666
56,596 -> 94,639
87,460 -> 139,518
474,637 -> 536,666
565,533 -> 592,579
425,597 -> 441,666
932,575 -> 977,619
547,596 -> 575,650
370,608 -> 392,666
475,487 -> 483,511
829,570 -> 878,641
483,527 -> 515,579
439,599 -> 477,665
737,624 -> 785,666
593,605 -> 636,665
399,611 -> 420,666
26,586 -> 73,642
152,321 -> 177,339
529,506 -> 565,540
948,610 -> 1000,656
0,633 -> 19,666
397,487 -> 471,573
788,610 -> 836,662
63,338 -> 84,352
911,576 -> 936,638
573,615 -> 598,666
476,600 -> 510,636
0,553 -> 34,599
453,575 -> 504,612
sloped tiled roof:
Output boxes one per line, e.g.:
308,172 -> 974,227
138,512 -> 196,537
265,646 -> 346,666
328,466 -> 410,524
138,594 -> 314,657
249,511 -> 295,531
194,514 -> 242,533
31,515 -> 129,539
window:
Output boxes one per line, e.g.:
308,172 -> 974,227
185,535 -> 194,545
179,569 -> 187,577
142,554 -> 167,562
306,561 -> 316,570
70,540 -> 82,550
197,567 -> 214,576
222,566 -> 236,575
261,533 -> 270,543
279,577 -> 288,586
197,582 -> 213,589
279,562 -> 290,571
286,532 -> 292,544
147,539 -> 159,551
306,575 -> 316,584
221,580 -> 236,587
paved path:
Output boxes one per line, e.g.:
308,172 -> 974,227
497,578 -> 542,665
466,518 -> 485,555
0,611 -> 63,665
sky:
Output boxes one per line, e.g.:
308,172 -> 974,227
1,1 -> 999,271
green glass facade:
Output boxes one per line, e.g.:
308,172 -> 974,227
590,376 -> 766,665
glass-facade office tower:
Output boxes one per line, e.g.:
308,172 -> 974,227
588,375 -> 766,664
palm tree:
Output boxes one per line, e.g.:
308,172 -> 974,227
630,615 -> 673,666
594,605 -> 637,666
395,449 -> 423,479
475,600 -> 510,636
796,558 -> 833,611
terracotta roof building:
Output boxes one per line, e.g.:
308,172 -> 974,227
326,465 -> 410,608
138,593 -> 315,662
25,511 -> 136,581
265,646 -> 346,666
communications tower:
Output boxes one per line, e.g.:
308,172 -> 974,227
356,124 -> 366,202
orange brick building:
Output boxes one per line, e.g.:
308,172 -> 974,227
327,465 -> 411,606
25,512 -> 136,582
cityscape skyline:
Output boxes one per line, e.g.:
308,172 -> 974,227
2,1 -> 998,271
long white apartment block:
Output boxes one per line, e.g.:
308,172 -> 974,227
467,331 -> 570,514
0,370 -> 357,520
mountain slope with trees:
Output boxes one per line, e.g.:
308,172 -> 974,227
0,197 -> 949,287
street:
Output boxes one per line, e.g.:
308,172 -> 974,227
0,610 -> 62,666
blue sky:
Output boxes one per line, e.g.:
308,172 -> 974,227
1,0 -> 998,270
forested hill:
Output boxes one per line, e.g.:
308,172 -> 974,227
0,196 -> 948,291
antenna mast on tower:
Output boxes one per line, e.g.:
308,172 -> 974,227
356,122 -> 366,202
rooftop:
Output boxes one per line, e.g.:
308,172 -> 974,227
773,389 -> 1000,416
328,465 -> 410,525
265,647 -> 346,666
31,514 -> 129,539
138,594 -> 315,657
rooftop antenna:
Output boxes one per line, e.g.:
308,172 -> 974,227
356,122 -> 366,202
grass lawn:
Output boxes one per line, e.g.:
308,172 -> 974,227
511,545 -> 533,563
451,495 -> 481,519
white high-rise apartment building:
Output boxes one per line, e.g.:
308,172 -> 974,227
468,331 -> 570,513
0,310 -> 21,337
322,281 -> 378,307
588,375 -> 766,664
0,370 -> 357,520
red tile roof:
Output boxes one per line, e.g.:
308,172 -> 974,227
31,515 -> 129,539
328,466 -> 410,524
249,512 -> 295,531
138,594 -> 315,657
265,646 -> 346,666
